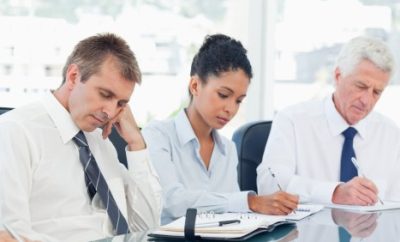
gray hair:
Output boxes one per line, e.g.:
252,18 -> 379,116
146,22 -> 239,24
335,36 -> 394,77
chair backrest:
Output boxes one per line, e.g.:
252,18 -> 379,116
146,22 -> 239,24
108,127 -> 128,168
0,106 -> 128,167
232,120 -> 272,192
0,107 -> 12,115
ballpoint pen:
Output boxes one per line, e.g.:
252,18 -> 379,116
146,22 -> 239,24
351,157 -> 384,205
268,167 -> 283,191
3,223 -> 24,242
196,219 -> 241,228
268,167 -> 296,214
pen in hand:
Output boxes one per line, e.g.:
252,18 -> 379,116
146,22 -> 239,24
268,167 -> 296,214
351,157 -> 384,205
268,167 -> 283,191
3,223 -> 24,242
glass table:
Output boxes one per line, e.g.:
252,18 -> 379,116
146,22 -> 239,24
92,208 -> 400,242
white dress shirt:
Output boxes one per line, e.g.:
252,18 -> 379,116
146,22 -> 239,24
142,110 -> 251,225
257,95 -> 400,204
0,93 -> 162,242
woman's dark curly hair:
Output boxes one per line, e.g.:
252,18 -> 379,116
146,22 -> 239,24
189,34 -> 252,100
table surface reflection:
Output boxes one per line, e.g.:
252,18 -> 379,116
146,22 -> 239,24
93,208 -> 400,242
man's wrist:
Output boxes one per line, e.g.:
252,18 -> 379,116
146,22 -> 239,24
247,192 -> 257,212
332,183 -> 343,203
127,140 -> 146,151
125,129 -> 146,151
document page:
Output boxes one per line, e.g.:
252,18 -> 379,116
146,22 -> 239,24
161,212 -> 282,234
278,204 -> 324,221
324,201 -> 400,212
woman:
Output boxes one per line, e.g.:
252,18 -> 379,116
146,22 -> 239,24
143,34 -> 298,224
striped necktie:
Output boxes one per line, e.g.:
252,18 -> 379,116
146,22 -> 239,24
73,131 -> 130,235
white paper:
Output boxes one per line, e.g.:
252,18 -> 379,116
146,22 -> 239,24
324,201 -> 400,212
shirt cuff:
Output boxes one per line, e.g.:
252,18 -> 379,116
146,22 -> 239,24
227,191 -> 254,213
311,181 -> 341,204
126,148 -> 151,173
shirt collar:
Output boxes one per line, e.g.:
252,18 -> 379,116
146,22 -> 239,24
324,94 -> 368,139
42,92 -> 80,144
174,109 -> 226,155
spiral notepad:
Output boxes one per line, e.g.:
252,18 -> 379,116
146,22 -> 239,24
150,204 -> 323,239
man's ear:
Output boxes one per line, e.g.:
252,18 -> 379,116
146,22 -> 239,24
189,75 -> 201,97
65,64 -> 81,90
334,67 -> 341,86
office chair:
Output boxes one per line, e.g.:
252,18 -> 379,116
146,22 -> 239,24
108,127 -> 128,168
0,106 -> 128,167
0,107 -> 12,115
232,120 -> 272,192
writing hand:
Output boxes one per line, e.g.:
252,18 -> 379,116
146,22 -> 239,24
248,191 -> 299,215
332,177 -> 378,205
